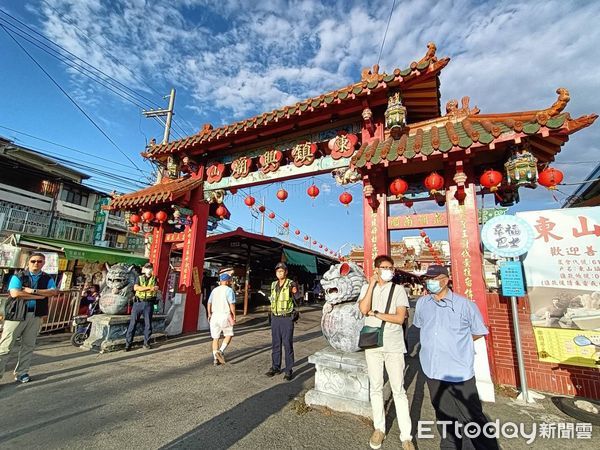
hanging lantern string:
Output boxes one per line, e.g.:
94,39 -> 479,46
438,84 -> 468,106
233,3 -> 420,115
239,190 -> 338,257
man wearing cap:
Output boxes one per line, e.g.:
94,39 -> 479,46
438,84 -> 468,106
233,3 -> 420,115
265,262 -> 298,381
207,272 -> 236,365
413,265 -> 498,450
125,262 -> 159,351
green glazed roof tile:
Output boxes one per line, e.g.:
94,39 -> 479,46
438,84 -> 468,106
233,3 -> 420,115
386,139 -> 399,161
420,131 -> 434,156
352,85 -> 364,95
523,122 -> 541,134
546,113 -> 567,129
399,67 -> 412,77
367,80 -> 379,89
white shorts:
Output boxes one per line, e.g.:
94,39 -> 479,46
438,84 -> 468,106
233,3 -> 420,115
210,315 -> 234,339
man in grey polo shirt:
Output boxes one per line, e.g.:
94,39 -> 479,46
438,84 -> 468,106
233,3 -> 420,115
414,265 -> 499,450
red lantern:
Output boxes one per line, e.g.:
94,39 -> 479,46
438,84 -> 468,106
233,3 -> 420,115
313,240 -> 317,245
339,191 -> 353,206
244,195 -> 255,207
389,178 -> 408,197
230,187 -> 238,195
307,184 -> 320,199
424,172 -> 444,195
215,205 -> 227,218
276,188 -> 288,202
268,212 -> 275,219
258,205 -> 266,213
319,244 -> 323,248
420,230 -> 426,237
282,221 -> 289,228
155,211 -> 168,223
304,235 -> 309,241
130,214 -> 141,224
538,167 -> 564,190
295,229 -> 300,235
142,211 -> 154,222
404,200 -> 414,208
424,237 -> 431,244
325,247 -> 328,252
480,170 -> 503,192
130,225 -> 140,233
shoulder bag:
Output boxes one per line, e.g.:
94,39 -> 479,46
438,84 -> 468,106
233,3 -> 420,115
358,283 -> 396,349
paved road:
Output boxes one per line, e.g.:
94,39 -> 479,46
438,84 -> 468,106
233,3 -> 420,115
0,305 -> 597,449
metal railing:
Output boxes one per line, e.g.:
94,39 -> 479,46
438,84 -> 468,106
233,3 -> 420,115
41,290 -> 81,333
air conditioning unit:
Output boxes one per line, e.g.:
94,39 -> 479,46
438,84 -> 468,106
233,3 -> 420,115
28,226 -> 39,234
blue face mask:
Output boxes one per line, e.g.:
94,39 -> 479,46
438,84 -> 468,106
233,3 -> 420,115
426,279 -> 442,294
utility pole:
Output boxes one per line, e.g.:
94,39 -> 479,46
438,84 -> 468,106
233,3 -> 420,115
143,88 -> 176,183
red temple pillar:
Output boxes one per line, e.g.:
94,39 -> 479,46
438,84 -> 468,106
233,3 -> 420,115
362,168 -> 390,277
149,224 -> 171,296
178,186 -> 209,333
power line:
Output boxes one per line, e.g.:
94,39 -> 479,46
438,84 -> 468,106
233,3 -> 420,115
377,0 -> 396,67
39,0 -> 197,134
0,124 -> 151,172
0,23 -> 148,178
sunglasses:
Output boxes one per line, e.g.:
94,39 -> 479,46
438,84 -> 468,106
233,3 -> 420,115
29,260 -> 44,263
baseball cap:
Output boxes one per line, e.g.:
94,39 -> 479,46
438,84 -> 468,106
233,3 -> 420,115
275,262 -> 287,271
219,273 -> 231,281
423,265 -> 449,278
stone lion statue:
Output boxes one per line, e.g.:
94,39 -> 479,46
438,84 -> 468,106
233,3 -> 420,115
320,262 -> 367,352
99,263 -> 137,315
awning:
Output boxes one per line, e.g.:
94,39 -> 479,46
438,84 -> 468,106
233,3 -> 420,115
16,235 -> 148,265
283,248 -> 317,274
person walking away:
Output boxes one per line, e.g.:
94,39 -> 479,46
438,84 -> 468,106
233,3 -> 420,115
358,255 -> 414,450
125,263 -> 159,351
0,253 -> 58,384
207,272 -> 236,365
265,262 -> 298,381
413,265 -> 499,450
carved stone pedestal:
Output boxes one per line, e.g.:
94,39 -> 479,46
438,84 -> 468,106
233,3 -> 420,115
82,314 -> 167,353
305,346 -> 389,419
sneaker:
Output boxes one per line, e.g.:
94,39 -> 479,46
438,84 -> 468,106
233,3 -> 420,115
124,345 -> 132,352
283,372 -> 294,381
265,368 -> 280,377
215,350 -> 226,364
369,430 -> 385,450
213,359 -> 221,366
402,440 -> 415,450
15,374 -> 31,384
143,343 -> 152,350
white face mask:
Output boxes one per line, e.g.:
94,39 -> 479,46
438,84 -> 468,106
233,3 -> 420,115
380,269 -> 394,282
143,268 -> 153,276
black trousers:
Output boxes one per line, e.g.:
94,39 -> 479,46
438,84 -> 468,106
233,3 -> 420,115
126,301 -> 153,345
270,315 -> 294,374
426,377 -> 499,450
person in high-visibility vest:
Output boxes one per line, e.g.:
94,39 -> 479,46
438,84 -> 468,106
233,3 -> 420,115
265,262 -> 298,381
125,263 -> 159,351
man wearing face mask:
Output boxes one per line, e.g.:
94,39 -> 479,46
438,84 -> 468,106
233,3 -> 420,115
358,255 -> 414,450
414,265 -> 498,450
125,263 -> 160,351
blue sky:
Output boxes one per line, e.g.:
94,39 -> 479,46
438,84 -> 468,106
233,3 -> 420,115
1,0 -> 599,254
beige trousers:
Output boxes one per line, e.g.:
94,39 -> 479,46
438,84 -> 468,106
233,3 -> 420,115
0,312 -> 43,378
365,349 -> 413,442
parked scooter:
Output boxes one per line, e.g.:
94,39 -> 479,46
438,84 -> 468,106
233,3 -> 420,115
71,300 -> 99,347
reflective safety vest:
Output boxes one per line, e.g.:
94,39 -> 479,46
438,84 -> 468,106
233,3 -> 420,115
136,275 -> 157,300
270,279 -> 293,315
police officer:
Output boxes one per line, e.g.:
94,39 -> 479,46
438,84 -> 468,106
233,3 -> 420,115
265,262 -> 298,381
125,263 -> 159,351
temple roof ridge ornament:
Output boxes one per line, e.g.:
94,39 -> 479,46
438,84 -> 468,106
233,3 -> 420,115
143,43 -> 448,158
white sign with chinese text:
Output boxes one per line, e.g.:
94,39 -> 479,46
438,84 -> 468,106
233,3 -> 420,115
481,215 -> 535,258
517,207 -> 600,367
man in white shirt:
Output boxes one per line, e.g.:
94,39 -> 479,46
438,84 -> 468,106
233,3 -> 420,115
359,254 -> 414,450
207,272 -> 236,365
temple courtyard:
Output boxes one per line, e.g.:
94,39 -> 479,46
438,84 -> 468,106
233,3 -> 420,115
0,305 -> 597,449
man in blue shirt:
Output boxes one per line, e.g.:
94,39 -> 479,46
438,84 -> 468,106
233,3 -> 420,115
0,253 -> 58,384
414,265 -> 498,450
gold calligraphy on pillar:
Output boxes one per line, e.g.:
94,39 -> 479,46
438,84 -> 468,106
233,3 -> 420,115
458,205 -> 474,299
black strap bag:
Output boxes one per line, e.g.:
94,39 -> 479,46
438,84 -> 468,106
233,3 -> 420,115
358,283 -> 396,350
